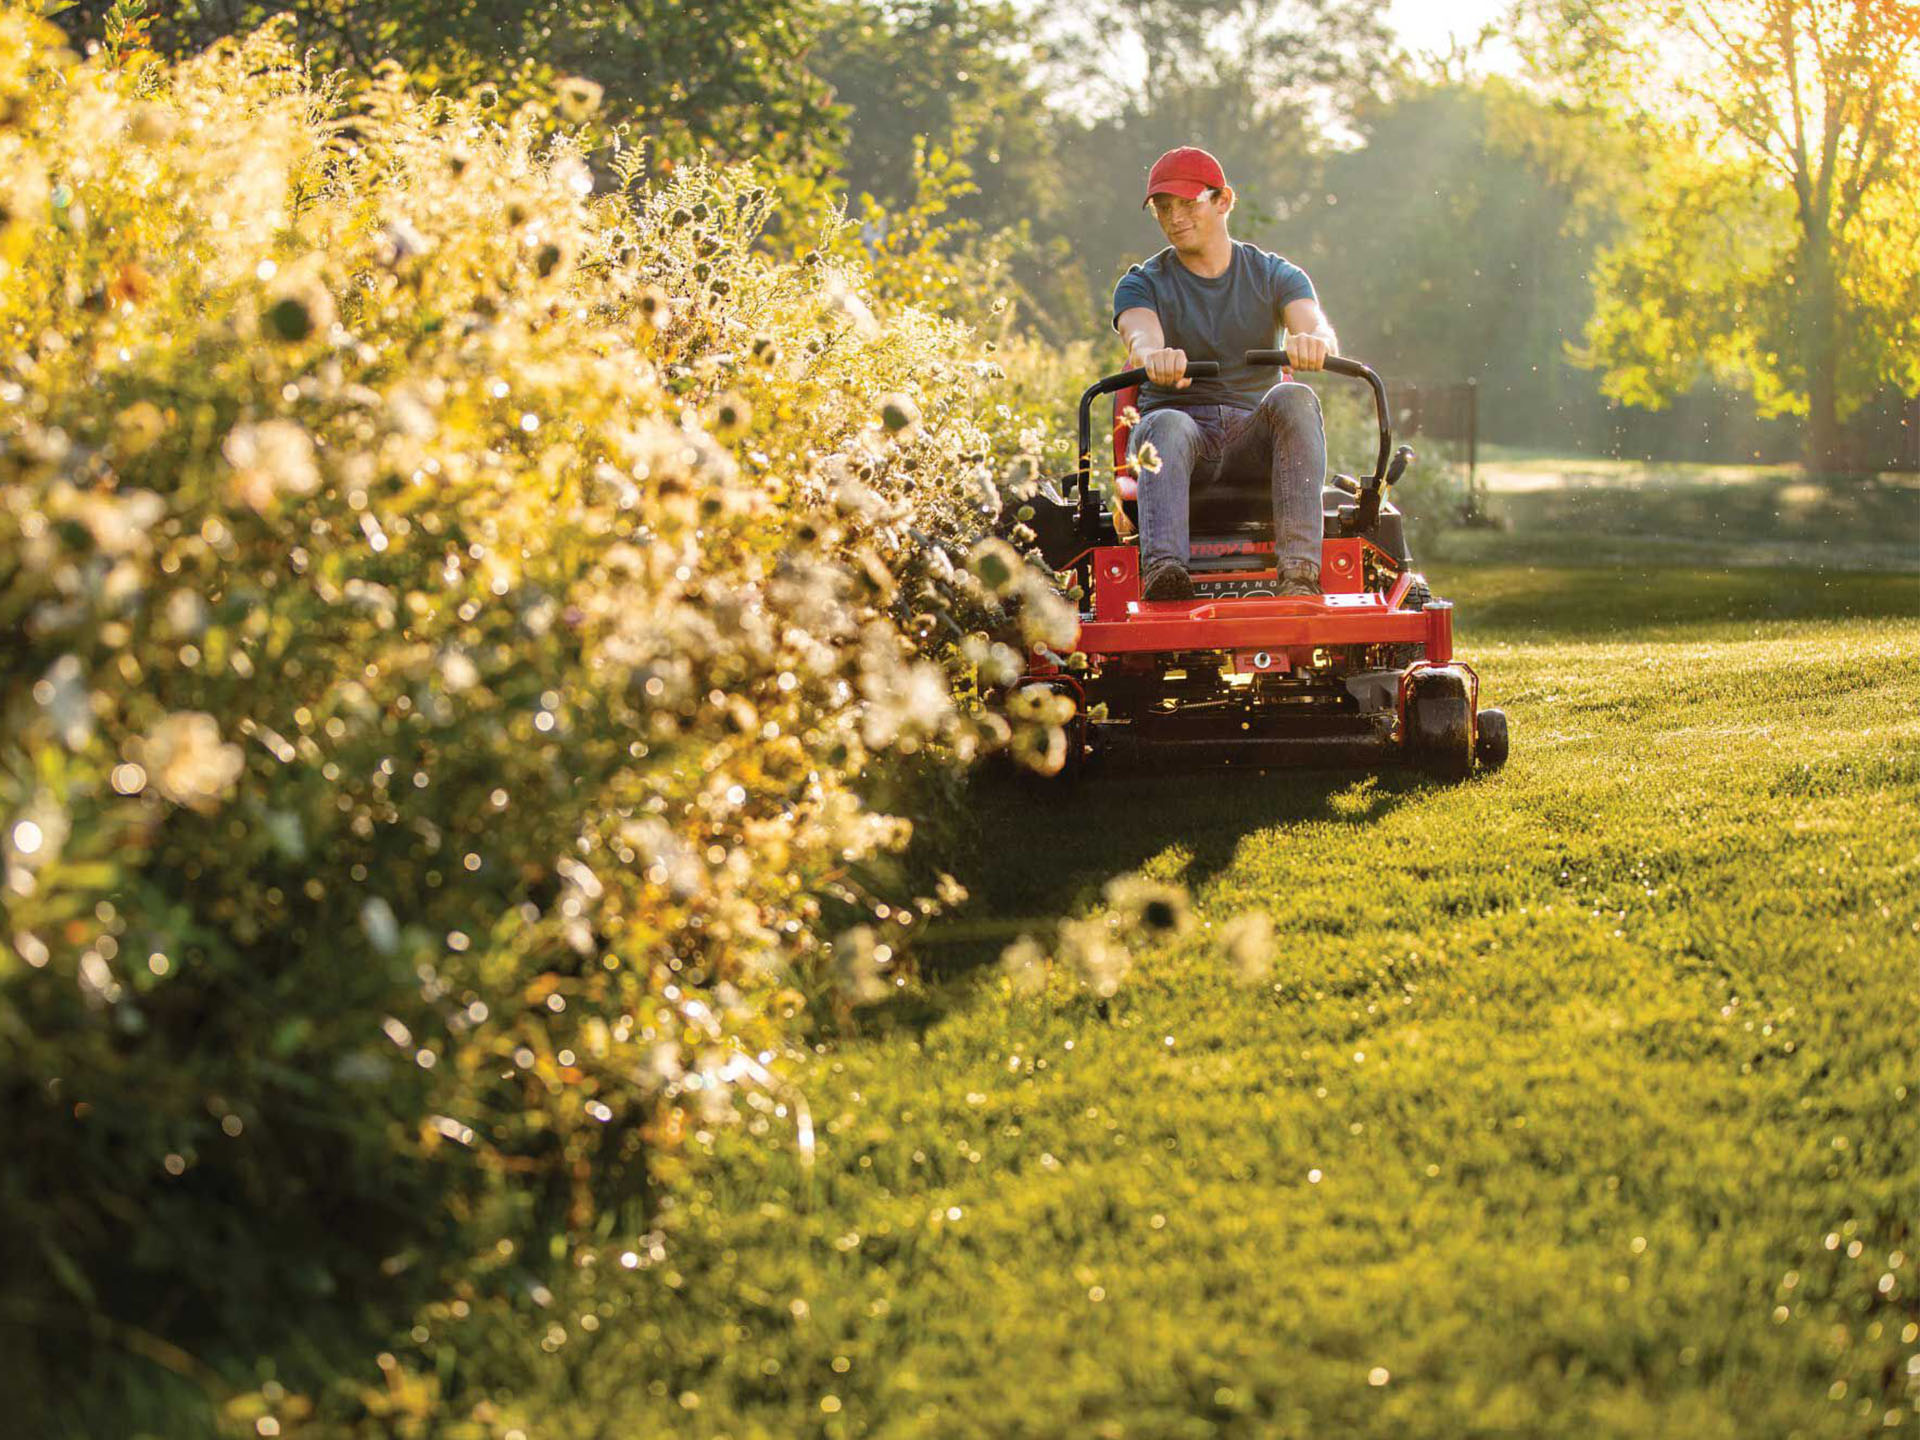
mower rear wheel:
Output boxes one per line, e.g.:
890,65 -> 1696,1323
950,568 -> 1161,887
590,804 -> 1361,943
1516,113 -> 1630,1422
1475,707 -> 1510,770
1409,669 -> 1474,779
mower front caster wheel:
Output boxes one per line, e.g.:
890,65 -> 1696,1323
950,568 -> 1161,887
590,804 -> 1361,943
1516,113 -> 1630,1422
1409,669 -> 1474,779
1475,707 -> 1510,770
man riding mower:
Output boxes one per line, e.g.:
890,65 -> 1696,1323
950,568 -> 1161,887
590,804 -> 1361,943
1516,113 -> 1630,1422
996,146 -> 1509,778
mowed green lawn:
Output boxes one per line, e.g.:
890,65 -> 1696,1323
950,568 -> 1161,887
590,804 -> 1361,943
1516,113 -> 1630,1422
486,483 -> 1920,1440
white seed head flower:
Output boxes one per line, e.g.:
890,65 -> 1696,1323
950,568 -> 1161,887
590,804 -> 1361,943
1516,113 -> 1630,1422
1103,873 -> 1194,937
36,655 -> 93,750
261,265 -> 337,342
375,217 -> 430,271
859,658 -> 952,749
360,896 -> 400,954
820,270 -> 879,338
163,590 -> 208,639
551,155 -> 594,200
876,392 -> 920,435
968,536 -> 1022,596
833,925 -> 891,1007
438,647 -> 481,693
1059,915 -> 1131,998
1221,911 -> 1276,984
1000,935 -> 1048,996
74,489 -> 165,556
223,418 -> 320,511
136,711 -> 245,811
555,76 -> 604,124
1017,583 -> 1079,651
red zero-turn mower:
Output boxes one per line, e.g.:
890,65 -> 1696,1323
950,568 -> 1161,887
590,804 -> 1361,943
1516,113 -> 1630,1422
1006,349 -> 1509,778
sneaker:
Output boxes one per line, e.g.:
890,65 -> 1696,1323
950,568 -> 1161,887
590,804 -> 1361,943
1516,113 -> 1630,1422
1275,561 -> 1321,597
1141,560 -> 1194,602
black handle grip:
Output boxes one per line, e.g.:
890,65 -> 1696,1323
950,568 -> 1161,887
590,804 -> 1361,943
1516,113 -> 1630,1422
1093,359 -> 1221,394
1244,348 -> 1369,381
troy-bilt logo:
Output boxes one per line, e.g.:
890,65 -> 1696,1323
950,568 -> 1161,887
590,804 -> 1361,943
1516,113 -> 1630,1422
1196,578 -> 1279,598
1191,539 -> 1273,558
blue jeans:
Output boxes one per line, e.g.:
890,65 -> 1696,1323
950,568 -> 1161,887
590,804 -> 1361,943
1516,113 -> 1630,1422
1127,382 -> 1327,572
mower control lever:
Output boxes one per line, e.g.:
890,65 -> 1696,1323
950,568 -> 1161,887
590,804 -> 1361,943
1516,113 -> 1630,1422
1345,444 -> 1416,537
1383,445 -> 1414,487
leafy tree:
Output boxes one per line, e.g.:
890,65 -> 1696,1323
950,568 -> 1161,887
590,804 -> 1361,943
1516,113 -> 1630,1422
1041,0 -> 1396,125
1285,80 -> 1615,449
809,0 -> 1087,334
55,0 -> 845,175
1532,0 -> 1920,469
813,1 -> 1046,220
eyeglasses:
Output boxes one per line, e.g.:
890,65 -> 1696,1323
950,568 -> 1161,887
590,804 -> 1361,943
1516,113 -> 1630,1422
1148,191 -> 1216,220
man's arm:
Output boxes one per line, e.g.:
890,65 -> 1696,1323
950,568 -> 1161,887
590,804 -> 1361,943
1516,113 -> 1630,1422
1282,297 -> 1337,371
1115,305 -> 1192,390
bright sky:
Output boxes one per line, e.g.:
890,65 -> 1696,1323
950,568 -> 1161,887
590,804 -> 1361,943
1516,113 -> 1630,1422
1020,0 -> 1529,105
1388,0 -> 1522,71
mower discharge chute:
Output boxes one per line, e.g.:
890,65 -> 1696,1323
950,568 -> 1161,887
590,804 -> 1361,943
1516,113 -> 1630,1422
1001,349 -> 1509,778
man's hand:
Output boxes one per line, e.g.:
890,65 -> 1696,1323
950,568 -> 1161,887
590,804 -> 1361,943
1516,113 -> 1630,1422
1280,298 -> 1337,371
1143,346 -> 1192,389
1287,334 -> 1332,371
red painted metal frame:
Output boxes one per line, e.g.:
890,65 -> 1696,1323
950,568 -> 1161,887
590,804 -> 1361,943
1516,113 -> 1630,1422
1092,545 -> 1139,621
1076,543 -> 1453,660
1230,647 -> 1290,674
1320,538 -> 1369,593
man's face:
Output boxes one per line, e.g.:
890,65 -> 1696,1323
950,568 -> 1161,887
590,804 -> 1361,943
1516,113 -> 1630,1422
1148,187 -> 1231,250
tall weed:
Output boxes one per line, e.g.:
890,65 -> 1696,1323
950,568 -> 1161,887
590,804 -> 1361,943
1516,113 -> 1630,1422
0,8 -> 1043,1422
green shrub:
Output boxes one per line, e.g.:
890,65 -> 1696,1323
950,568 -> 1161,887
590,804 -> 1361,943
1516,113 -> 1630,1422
0,9 -> 1036,1424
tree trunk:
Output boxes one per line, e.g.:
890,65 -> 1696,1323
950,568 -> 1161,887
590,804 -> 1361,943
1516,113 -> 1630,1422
1806,374 -> 1843,474
1801,238 -> 1843,473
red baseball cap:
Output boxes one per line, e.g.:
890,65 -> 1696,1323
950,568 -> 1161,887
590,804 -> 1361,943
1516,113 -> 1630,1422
1143,146 -> 1226,207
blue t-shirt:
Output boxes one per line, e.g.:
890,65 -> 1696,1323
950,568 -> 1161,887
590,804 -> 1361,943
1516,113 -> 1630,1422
1112,241 -> 1317,413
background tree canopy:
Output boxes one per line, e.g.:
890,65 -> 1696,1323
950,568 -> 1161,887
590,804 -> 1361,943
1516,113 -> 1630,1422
56,0 -> 1920,466
59,0 -> 846,172
1524,0 -> 1920,468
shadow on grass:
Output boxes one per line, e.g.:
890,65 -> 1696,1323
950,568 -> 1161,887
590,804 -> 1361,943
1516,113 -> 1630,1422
904,762 -> 1434,987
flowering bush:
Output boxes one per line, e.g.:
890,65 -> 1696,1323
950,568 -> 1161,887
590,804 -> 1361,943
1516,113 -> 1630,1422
0,8 -> 1048,1419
